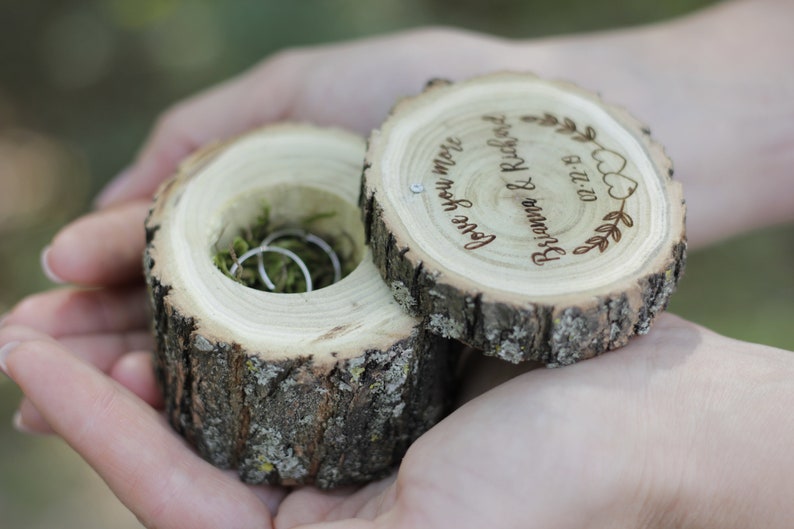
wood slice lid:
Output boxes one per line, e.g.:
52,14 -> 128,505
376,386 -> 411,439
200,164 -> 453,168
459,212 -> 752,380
362,72 -> 686,365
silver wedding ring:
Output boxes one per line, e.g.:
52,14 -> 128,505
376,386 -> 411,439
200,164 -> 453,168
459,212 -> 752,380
228,229 -> 342,293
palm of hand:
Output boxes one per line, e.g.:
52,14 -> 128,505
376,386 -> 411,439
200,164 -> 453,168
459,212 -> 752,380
4,269 -> 706,529
161,314 -> 699,529
0,136 -> 710,529
5,191 -> 791,528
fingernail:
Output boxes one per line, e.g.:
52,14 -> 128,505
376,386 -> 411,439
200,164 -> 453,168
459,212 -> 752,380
40,246 -> 66,284
12,410 -> 36,435
95,167 -> 132,209
0,341 -> 20,375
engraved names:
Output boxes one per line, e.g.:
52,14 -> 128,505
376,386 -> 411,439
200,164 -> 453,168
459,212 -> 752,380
482,114 -> 529,173
422,112 -> 636,262
482,114 -> 566,265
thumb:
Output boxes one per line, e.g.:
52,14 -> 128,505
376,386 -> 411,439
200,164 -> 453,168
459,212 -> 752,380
95,57 -> 298,208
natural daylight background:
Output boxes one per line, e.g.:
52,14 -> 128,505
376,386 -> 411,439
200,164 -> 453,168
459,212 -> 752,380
1,0 -> 792,528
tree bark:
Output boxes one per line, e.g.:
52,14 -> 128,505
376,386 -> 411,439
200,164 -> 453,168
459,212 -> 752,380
145,124 -> 456,488
362,73 -> 686,365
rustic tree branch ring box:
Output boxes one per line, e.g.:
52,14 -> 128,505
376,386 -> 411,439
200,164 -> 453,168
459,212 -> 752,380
362,72 -> 686,365
144,73 -> 685,488
144,124 -> 455,488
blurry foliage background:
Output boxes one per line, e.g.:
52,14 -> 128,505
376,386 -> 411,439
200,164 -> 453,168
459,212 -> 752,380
1,0 -> 792,528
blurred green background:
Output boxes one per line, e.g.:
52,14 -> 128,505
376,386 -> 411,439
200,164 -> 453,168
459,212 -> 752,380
1,0 -> 792,528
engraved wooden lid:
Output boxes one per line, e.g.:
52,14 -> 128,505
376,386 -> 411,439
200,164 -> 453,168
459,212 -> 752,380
361,72 -> 686,365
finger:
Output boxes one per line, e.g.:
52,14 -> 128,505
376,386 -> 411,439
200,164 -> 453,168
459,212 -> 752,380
2,320 -> 150,367
96,62 -> 296,208
0,324 -> 63,435
2,320 -> 152,372
242,479 -> 289,517
14,397 -> 51,435
289,520 -> 381,529
276,486 -> 360,528
110,351 -> 164,409
60,331 -> 155,371
456,351 -> 542,406
276,478 -> 397,529
2,324 -> 155,433
7,286 -> 149,338
12,329 -> 154,436
1,333 -> 274,529
44,201 -> 150,286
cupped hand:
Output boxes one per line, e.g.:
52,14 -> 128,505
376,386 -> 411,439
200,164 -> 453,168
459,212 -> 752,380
94,4 -> 794,246
4,26 -> 550,432
5,202 -> 794,529
4,313 -> 794,529
4,2 -> 794,527
5,201 -> 155,433
93,28 -> 523,209
4,200 -> 794,529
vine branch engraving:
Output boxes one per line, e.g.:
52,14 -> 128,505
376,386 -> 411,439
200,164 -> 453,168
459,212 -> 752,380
522,112 -> 637,255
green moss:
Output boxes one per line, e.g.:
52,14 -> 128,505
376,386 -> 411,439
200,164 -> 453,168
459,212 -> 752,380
213,202 -> 354,293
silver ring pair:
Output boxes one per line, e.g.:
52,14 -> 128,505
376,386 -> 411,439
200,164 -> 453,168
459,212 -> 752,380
228,229 -> 342,293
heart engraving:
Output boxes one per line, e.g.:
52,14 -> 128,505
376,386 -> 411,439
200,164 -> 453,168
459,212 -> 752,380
602,172 -> 638,200
591,149 -> 637,199
591,148 -> 626,175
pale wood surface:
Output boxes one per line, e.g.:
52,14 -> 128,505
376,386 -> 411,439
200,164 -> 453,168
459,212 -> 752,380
362,73 -> 686,364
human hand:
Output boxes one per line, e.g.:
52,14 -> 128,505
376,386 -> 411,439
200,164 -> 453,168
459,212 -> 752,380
4,201 -> 155,433
4,1 -> 794,526
4,202 -> 794,528
3,313 -> 794,529
15,0 -> 788,437
4,176 -> 794,529
94,1 -> 794,247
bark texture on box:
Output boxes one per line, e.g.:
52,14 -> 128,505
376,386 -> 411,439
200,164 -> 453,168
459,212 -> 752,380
362,73 -> 686,365
144,125 -> 455,488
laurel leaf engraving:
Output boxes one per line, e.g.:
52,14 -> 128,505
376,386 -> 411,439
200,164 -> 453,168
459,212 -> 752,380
573,245 -> 592,255
522,112 -> 635,257
539,113 -> 558,126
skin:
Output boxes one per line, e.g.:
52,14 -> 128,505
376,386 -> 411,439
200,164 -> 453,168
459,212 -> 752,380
2,0 -> 794,527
